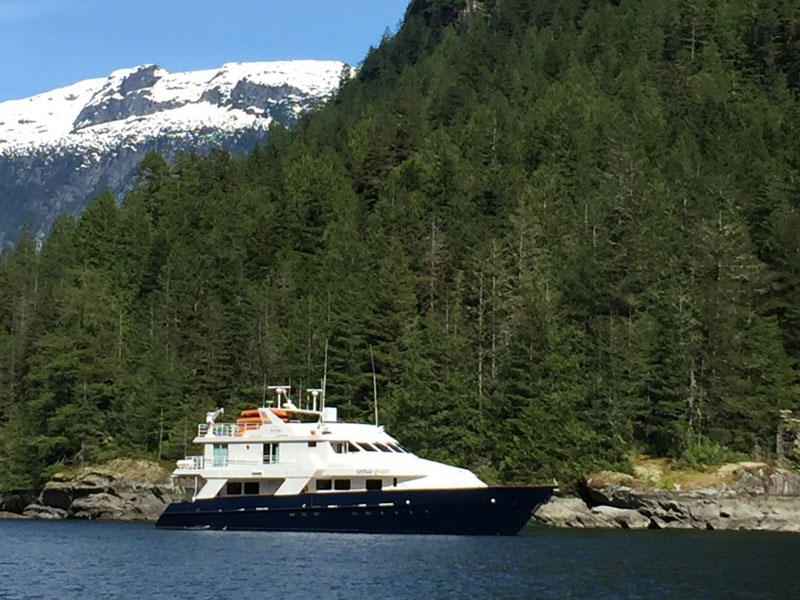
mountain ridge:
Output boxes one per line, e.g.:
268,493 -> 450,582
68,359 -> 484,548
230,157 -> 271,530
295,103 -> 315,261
0,60 -> 347,246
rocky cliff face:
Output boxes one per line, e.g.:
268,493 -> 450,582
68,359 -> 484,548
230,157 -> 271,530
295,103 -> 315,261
19,459 -> 189,522
534,462 -> 800,532
0,60 -> 347,247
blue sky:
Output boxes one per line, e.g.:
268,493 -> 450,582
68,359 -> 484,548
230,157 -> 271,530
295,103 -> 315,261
0,0 -> 410,102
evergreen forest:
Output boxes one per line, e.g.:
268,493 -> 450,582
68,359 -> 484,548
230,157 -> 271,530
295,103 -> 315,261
2,0 -> 800,489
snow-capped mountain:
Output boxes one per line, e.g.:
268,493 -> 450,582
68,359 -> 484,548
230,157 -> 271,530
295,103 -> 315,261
0,60 -> 347,246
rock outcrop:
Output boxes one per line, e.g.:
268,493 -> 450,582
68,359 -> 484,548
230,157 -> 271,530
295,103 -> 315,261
21,459 -> 188,522
0,510 -> 30,519
22,504 -> 69,520
534,496 -> 650,529
0,489 -> 38,514
534,462 -> 800,532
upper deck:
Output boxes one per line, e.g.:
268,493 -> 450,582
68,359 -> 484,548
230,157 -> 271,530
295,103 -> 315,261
172,385 -> 488,498
194,410 -> 402,445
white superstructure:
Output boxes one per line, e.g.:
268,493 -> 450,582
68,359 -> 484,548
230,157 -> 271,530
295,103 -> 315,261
173,386 -> 486,501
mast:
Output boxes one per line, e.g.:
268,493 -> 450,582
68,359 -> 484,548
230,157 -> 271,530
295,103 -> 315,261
370,345 -> 378,426
322,339 -> 328,414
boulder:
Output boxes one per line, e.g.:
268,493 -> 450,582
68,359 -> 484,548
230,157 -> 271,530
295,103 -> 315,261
534,496 -> 650,529
534,497 -> 600,528
0,511 -> 30,519
23,504 -> 67,520
731,464 -> 800,496
590,505 -> 651,529
71,493 -> 129,520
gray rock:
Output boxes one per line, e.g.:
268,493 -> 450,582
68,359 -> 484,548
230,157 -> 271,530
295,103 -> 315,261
688,501 -> 720,523
732,466 -> 800,496
73,65 -> 166,130
590,505 -> 651,529
583,464 -> 800,533
649,515 -> 696,530
229,81 -> 299,114
534,496 -> 653,529
534,497 -> 596,528
534,497 -> 629,529
23,504 -> 67,520
23,459 -> 188,522
71,492 -> 129,520
0,510 -> 30,519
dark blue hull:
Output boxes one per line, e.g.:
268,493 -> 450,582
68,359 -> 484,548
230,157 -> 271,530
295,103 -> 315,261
155,486 -> 554,535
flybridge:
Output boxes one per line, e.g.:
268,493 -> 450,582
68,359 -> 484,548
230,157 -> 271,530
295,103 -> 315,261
198,385 -> 337,438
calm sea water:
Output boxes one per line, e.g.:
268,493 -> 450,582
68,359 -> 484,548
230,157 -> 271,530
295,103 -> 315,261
0,520 -> 798,600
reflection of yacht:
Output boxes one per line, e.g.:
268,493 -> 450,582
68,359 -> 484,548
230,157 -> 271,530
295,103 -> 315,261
156,386 -> 555,535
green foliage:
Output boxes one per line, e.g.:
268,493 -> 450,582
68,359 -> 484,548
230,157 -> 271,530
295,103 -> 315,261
1,0 -> 799,488
678,432 -> 748,470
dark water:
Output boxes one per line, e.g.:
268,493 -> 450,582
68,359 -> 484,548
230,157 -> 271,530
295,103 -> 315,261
1,521 -> 798,600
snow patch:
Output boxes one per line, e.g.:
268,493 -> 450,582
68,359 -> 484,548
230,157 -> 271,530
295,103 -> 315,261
0,60 -> 344,155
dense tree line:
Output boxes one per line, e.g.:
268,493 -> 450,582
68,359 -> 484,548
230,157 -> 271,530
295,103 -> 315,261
1,0 -> 799,488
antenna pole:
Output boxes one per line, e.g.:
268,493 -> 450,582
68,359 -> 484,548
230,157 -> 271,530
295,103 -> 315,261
322,339 -> 329,413
370,345 -> 378,426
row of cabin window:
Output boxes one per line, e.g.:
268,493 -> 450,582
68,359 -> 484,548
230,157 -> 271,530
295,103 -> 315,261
330,441 -> 407,454
315,479 -> 384,491
226,478 -> 389,496
226,481 -> 260,496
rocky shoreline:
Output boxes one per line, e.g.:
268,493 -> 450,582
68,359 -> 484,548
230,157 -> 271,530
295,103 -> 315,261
1,459 -> 189,522
534,462 -> 800,532
3,459 -> 799,532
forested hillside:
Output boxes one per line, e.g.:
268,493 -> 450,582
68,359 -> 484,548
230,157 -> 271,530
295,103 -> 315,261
2,0 -> 799,488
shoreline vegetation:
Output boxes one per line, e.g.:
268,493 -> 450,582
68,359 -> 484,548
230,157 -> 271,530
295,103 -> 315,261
2,0 -> 800,495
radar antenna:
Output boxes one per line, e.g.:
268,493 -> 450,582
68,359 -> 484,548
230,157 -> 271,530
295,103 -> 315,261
205,408 -> 224,424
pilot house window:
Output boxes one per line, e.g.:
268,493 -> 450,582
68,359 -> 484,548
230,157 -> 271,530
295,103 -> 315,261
263,443 -> 279,464
366,479 -> 382,491
213,444 -> 228,467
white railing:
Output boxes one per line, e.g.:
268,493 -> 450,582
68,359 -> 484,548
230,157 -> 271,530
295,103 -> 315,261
198,423 -> 262,438
176,456 -> 266,470
221,459 -> 263,468
176,456 -> 204,470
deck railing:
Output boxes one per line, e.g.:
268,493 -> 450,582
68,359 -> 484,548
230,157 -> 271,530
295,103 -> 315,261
198,422 -> 262,438
176,456 -> 266,471
176,456 -> 204,470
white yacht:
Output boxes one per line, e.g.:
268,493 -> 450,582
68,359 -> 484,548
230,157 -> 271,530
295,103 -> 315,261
156,386 -> 555,535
